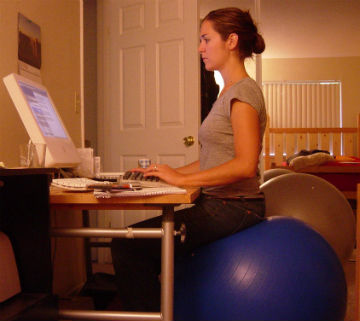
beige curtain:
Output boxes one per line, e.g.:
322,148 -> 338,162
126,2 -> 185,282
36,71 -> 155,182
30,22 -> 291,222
263,81 -> 341,128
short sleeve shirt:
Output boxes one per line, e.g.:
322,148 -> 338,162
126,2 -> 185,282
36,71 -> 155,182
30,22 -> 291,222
198,77 -> 267,197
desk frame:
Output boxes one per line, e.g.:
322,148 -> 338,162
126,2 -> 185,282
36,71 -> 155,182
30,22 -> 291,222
50,188 -> 200,321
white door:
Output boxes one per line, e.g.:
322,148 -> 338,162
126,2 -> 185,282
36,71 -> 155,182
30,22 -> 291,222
96,0 -> 200,261
99,0 -> 200,170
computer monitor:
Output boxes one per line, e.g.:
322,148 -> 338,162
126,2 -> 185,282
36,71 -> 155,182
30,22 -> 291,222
3,73 -> 80,168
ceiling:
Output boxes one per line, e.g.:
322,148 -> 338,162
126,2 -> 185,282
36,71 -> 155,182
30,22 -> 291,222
200,0 -> 360,59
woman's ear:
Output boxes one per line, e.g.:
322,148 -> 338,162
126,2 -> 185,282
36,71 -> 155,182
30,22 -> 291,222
227,33 -> 239,50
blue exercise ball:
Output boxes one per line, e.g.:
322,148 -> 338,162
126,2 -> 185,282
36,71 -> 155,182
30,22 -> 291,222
174,216 -> 347,321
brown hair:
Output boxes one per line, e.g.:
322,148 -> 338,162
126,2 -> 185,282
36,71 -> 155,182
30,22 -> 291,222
203,7 -> 265,59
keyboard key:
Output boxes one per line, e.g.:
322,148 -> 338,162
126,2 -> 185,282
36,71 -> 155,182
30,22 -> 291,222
120,171 -> 172,188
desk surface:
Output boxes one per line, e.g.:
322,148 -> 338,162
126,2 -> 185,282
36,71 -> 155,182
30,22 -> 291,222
298,164 -> 360,200
274,163 -> 360,173
50,187 -> 201,210
296,163 -> 360,174
273,164 -> 360,200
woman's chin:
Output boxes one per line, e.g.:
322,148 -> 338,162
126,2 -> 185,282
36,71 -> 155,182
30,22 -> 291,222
204,63 -> 214,71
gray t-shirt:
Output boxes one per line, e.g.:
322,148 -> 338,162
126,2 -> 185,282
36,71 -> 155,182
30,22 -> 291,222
198,77 -> 267,197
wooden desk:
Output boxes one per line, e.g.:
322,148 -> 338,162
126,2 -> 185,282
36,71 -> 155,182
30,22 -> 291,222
275,163 -> 360,200
296,164 -> 360,174
50,187 -> 200,210
50,187 -> 200,321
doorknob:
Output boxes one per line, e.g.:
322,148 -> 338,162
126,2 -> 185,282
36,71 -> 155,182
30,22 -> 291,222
183,136 -> 195,147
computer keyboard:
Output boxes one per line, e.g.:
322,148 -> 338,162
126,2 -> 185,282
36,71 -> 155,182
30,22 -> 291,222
119,171 -> 174,188
94,172 -> 124,182
51,177 -> 113,191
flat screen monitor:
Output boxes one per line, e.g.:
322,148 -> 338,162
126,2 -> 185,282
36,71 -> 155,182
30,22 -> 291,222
3,73 -> 80,168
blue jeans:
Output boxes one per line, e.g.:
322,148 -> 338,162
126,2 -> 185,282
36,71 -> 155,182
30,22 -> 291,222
111,193 -> 265,311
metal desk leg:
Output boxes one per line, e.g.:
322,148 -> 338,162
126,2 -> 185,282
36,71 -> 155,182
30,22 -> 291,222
82,210 -> 93,279
161,206 -> 175,321
53,205 -> 177,321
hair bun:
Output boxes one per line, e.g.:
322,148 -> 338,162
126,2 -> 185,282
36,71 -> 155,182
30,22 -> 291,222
253,33 -> 265,54
203,7 -> 266,58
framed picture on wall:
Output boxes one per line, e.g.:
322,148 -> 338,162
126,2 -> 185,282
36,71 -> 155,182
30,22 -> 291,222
18,13 -> 41,82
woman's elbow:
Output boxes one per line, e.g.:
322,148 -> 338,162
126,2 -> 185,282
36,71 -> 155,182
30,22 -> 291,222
242,167 -> 257,179
236,161 -> 258,179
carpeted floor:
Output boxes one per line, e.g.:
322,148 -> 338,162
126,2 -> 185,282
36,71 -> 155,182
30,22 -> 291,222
344,258 -> 356,321
59,261 -> 356,320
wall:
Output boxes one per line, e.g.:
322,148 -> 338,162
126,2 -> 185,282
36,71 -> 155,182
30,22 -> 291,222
84,0 -> 97,152
0,0 -> 82,167
262,57 -> 360,128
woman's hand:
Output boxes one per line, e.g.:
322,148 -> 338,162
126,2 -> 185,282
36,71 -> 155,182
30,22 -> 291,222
144,164 -> 185,187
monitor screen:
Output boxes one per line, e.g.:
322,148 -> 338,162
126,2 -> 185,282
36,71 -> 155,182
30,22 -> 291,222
3,73 -> 80,168
18,80 -> 67,139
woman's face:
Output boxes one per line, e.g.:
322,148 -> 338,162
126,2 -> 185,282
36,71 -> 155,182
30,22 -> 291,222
198,20 -> 229,72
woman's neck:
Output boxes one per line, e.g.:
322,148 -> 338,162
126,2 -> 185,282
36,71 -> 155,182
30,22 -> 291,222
219,74 -> 249,97
219,60 -> 249,97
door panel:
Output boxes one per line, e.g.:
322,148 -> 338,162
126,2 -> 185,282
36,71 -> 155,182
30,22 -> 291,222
99,0 -> 199,174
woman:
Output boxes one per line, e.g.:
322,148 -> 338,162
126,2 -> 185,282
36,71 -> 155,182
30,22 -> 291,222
111,7 -> 267,311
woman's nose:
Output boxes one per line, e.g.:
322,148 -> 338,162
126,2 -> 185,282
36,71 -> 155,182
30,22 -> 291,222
198,42 -> 204,53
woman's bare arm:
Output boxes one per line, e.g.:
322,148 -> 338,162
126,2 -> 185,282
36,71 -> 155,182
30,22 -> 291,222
145,100 -> 260,187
